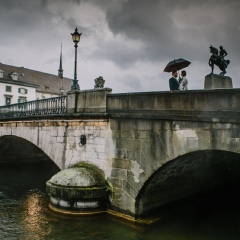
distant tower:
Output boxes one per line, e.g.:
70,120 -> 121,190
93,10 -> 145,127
58,43 -> 63,79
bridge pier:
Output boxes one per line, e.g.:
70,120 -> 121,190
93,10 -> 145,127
46,163 -> 109,213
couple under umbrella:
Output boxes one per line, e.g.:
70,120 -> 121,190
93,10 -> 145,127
164,58 -> 191,90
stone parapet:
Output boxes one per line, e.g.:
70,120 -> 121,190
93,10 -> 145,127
107,89 -> 240,115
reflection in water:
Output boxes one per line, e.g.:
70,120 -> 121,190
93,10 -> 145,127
0,162 -> 240,240
22,191 -> 52,240
0,162 -> 57,240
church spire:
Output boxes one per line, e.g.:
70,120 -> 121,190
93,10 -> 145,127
58,43 -> 63,79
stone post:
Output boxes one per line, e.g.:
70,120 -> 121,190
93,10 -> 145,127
204,74 -> 233,89
67,88 -> 112,114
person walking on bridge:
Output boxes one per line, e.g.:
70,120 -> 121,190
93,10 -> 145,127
169,70 -> 179,90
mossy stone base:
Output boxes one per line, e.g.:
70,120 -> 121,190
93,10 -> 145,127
46,165 -> 109,211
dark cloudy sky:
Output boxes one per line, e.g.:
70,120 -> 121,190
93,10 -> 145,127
0,0 -> 239,92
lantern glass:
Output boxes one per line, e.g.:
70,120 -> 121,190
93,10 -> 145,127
71,27 -> 81,43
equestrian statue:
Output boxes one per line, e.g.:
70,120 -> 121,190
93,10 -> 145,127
209,45 -> 230,76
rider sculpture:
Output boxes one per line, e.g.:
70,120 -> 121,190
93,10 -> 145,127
209,45 -> 230,76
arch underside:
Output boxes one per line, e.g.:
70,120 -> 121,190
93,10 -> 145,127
0,135 -> 54,164
136,150 -> 240,217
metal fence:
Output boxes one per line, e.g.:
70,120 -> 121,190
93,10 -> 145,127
0,96 -> 67,119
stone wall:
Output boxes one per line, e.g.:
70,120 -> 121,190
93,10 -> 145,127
107,117 -> 240,217
0,120 -> 111,172
105,89 -> 240,216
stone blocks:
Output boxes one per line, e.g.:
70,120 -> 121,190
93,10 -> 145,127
204,73 -> 233,89
67,88 -> 112,114
46,166 -> 108,211
107,115 -> 240,217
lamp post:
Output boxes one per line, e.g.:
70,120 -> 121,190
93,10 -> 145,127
60,86 -> 64,95
71,27 -> 82,90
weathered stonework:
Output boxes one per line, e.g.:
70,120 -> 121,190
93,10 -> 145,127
1,118 -> 240,217
46,164 -> 108,211
108,118 -> 240,217
204,74 -> 233,89
67,88 -> 112,114
0,89 -> 240,219
0,120 -> 110,172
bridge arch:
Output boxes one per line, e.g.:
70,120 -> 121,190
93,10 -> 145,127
108,117 -> 240,217
0,135 -> 58,166
135,150 -> 240,217
0,121 -> 70,170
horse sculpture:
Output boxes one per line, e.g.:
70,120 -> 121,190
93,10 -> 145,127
209,45 -> 230,76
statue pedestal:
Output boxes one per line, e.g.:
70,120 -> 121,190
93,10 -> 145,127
204,74 -> 233,89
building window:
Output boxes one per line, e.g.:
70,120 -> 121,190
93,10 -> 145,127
11,72 -> 18,80
18,88 -> 28,94
6,86 -> 12,92
18,97 -> 27,103
5,96 -> 12,105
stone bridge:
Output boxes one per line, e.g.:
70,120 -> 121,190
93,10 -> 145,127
0,88 -> 240,218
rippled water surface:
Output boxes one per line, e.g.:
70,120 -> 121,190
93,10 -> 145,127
0,162 -> 240,240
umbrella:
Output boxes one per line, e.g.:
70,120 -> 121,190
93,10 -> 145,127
164,58 -> 191,72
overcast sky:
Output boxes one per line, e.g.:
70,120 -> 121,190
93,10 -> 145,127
0,0 -> 239,93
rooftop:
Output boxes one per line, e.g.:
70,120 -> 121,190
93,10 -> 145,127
0,62 -> 72,95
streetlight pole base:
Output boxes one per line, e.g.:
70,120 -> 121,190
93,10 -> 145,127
71,83 -> 80,91
71,78 -> 80,90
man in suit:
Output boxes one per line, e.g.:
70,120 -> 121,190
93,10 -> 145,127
169,70 -> 179,90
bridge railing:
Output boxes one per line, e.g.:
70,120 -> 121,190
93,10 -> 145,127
0,96 -> 67,119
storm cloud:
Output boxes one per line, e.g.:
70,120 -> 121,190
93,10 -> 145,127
0,0 -> 239,92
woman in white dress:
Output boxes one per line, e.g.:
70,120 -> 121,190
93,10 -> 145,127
179,70 -> 188,90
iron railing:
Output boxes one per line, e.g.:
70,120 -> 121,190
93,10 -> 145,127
0,96 -> 67,119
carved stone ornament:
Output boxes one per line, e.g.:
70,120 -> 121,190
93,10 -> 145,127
94,76 -> 105,89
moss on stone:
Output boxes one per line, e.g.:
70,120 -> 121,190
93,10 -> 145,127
72,162 -> 105,180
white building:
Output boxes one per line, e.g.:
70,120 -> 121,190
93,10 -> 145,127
0,61 -> 72,106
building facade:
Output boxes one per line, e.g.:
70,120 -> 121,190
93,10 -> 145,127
0,62 -> 72,106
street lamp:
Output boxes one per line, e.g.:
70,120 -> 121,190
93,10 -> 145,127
71,27 -> 82,90
60,86 -> 64,95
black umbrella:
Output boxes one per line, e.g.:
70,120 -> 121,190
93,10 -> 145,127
164,58 -> 191,72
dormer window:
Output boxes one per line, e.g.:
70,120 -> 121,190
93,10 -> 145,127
10,72 -> 18,80
0,69 -> 3,78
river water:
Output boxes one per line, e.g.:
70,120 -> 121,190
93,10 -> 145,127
0,162 -> 240,240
